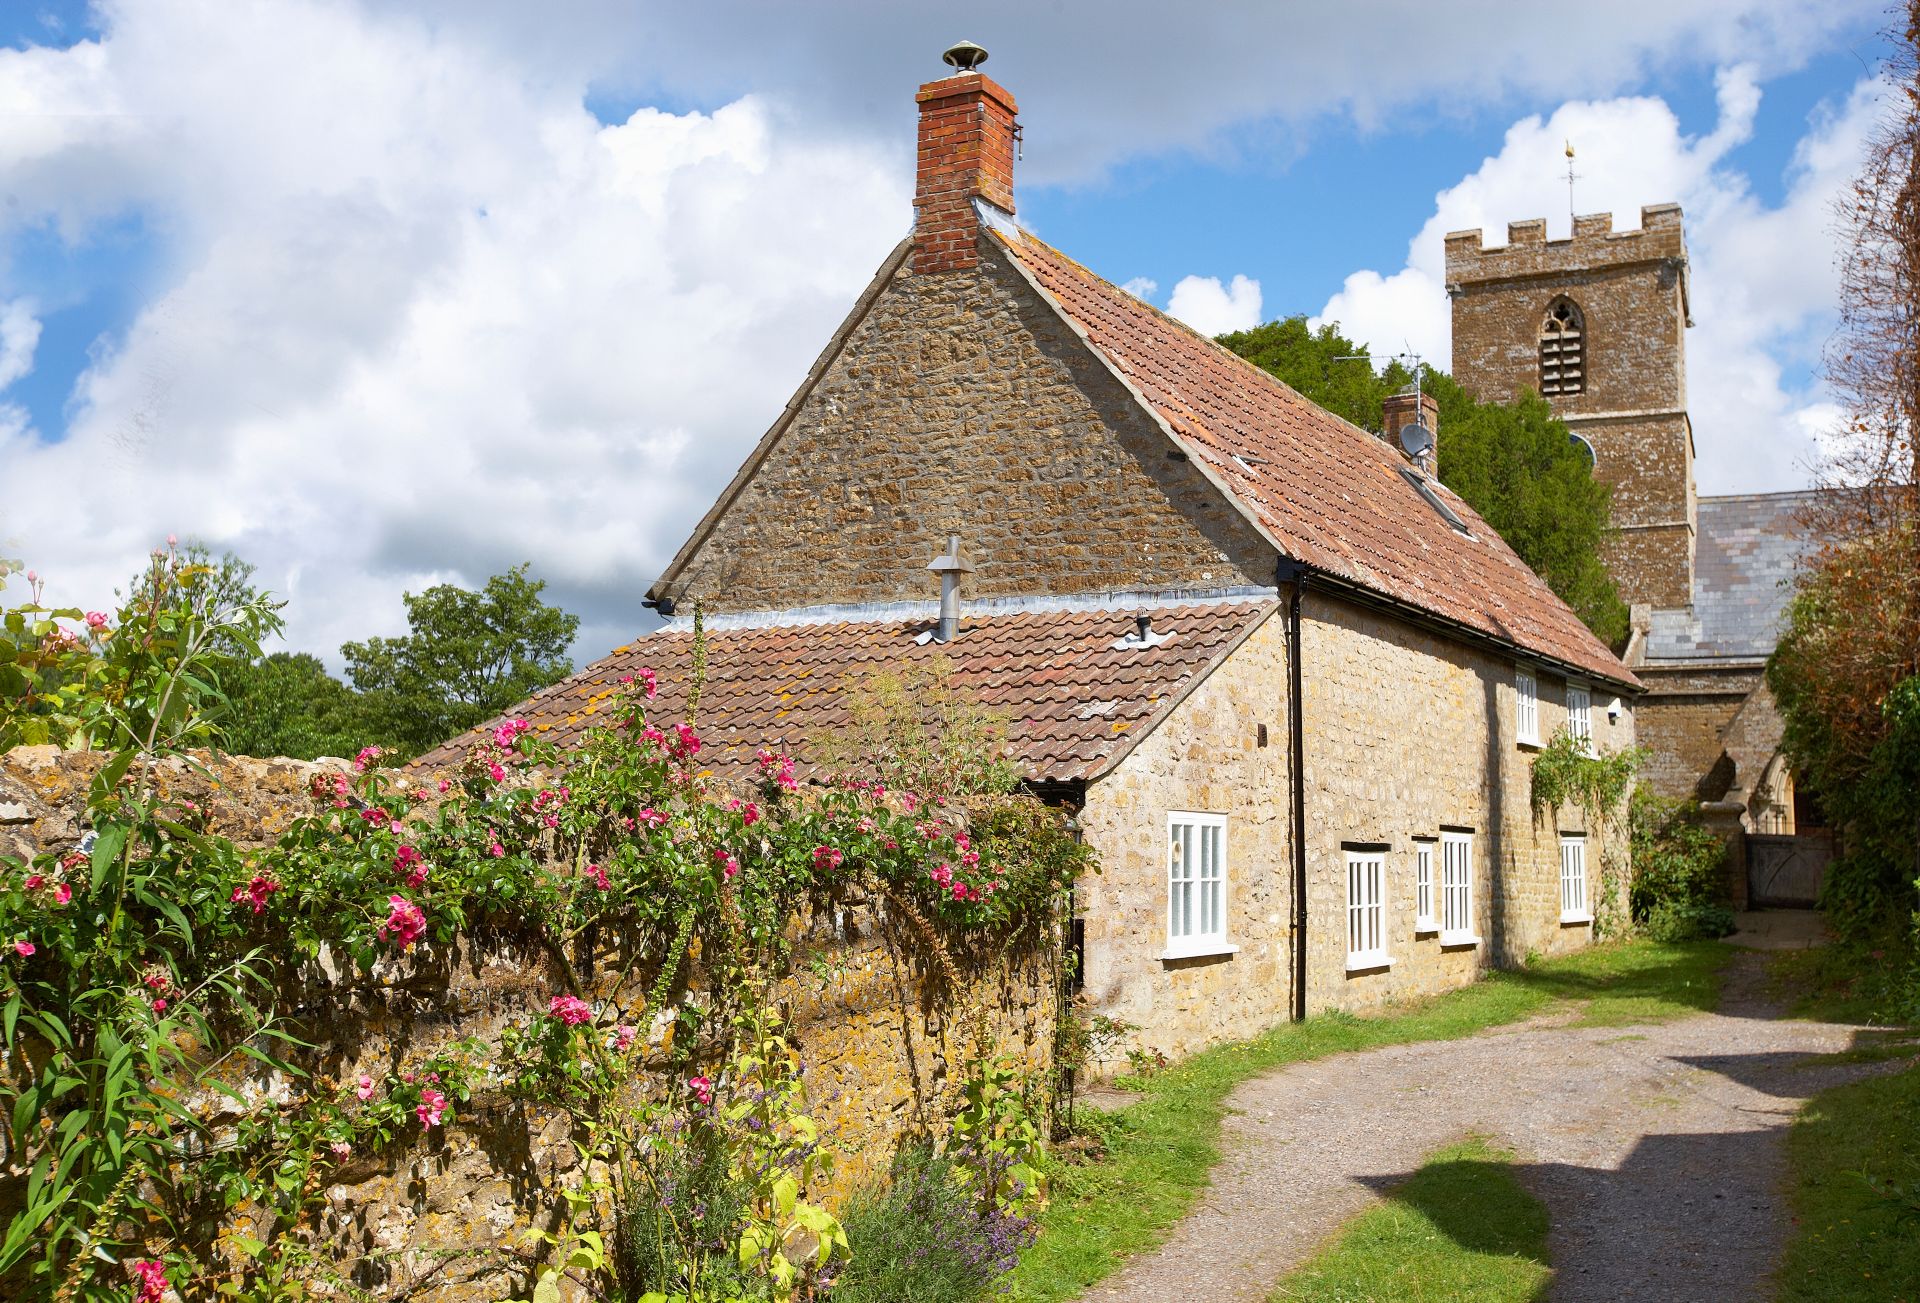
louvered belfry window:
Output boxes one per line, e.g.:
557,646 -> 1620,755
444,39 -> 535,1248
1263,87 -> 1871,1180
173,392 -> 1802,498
1539,298 -> 1586,396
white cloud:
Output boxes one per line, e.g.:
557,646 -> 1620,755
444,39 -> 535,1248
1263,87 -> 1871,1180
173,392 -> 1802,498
1120,277 -> 1157,300
1167,273 -> 1262,337
0,0 -> 906,665
0,299 -> 39,391
1313,65 -> 1885,493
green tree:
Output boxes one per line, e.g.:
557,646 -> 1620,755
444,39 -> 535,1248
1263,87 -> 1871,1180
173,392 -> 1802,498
218,651 -> 373,760
342,563 -> 580,758
1218,317 -> 1629,643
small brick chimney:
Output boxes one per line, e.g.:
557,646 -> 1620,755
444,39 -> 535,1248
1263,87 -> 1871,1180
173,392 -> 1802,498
1382,388 -> 1439,473
913,56 -> 1018,275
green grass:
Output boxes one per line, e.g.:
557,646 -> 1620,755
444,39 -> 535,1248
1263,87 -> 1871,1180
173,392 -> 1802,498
1778,1061 -> 1920,1301
1004,940 -> 1728,1302
1269,1136 -> 1552,1302
1771,934 -> 1920,1027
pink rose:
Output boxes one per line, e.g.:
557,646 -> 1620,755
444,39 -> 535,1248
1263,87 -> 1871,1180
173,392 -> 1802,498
416,1088 -> 448,1128
131,1258 -> 169,1303
329,1140 -> 353,1161
687,1074 -> 714,1106
352,745 -> 384,772
230,872 -> 281,915
549,995 -> 593,1026
714,850 -> 739,879
379,896 -> 427,948
84,611 -> 108,631
23,874 -> 44,891
355,1075 -> 375,1101
614,1024 -> 638,1052
151,997 -> 167,1013
11,940 -> 32,957
812,845 -> 844,872
584,862 -> 610,891
53,883 -> 72,906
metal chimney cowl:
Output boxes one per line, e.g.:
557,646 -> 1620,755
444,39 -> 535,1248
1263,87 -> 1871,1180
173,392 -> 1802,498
927,535 -> 973,643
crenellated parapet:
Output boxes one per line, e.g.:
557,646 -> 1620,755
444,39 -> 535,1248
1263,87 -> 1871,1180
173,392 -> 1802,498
1445,204 -> 1689,311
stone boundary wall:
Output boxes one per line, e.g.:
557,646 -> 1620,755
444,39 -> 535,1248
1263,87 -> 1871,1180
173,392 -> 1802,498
0,747 -> 1055,1300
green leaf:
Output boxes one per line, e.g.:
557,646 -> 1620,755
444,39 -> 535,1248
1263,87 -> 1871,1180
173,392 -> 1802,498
89,822 -> 128,892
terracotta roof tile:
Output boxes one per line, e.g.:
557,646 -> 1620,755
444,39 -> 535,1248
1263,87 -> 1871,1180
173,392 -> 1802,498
411,602 -> 1275,782
992,230 -> 1638,690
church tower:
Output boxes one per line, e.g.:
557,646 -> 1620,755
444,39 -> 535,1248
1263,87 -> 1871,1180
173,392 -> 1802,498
1444,205 -> 1695,609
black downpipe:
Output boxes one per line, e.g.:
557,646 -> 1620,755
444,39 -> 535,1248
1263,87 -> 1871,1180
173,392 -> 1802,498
1280,558 -> 1310,1022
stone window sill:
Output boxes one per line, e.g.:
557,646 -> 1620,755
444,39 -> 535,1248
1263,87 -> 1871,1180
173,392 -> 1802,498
1345,951 -> 1394,974
1414,919 -> 1438,936
1440,931 -> 1483,949
1559,913 -> 1594,927
1517,736 -> 1542,751
1161,939 -> 1239,962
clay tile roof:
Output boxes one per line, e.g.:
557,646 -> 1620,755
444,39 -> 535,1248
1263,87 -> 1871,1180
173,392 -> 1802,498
410,601 -> 1275,782
990,229 -> 1638,691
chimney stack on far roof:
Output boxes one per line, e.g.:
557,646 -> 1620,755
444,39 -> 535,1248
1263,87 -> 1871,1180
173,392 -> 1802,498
1382,388 -> 1439,475
927,534 -> 973,643
913,42 -> 1018,275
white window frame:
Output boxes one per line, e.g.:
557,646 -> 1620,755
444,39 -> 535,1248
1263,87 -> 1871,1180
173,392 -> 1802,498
1515,667 -> 1539,746
1345,849 -> 1392,971
1414,840 -> 1437,934
1566,684 -> 1593,754
1439,830 -> 1480,947
1164,812 -> 1235,959
1560,834 -> 1591,924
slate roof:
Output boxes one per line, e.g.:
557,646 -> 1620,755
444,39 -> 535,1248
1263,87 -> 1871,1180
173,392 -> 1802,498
989,229 -> 1638,690
411,601 -> 1275,783
1646,491 -> 1826,662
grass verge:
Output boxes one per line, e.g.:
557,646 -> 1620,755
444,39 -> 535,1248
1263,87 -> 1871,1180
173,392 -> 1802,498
1268,1135 -> 1551,1302
1771,932 -> 1920,1027
1778,1060 -> 1920,1301
1004,940 -> 1727,1302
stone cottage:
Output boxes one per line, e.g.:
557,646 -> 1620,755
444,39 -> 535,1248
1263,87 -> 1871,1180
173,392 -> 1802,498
421,46 -> 1641,1058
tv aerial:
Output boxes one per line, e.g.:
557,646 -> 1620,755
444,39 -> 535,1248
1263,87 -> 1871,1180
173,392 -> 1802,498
1336,348 -> 1433,460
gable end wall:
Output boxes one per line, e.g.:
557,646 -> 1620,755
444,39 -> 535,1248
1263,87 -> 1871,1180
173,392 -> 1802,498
660,248 -> 1275,611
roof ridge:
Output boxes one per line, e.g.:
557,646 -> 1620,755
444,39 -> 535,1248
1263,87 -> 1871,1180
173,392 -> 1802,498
989,226 -> 1408,467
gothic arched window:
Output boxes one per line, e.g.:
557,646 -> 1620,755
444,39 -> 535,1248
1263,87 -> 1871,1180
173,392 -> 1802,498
1539,297 -> 1586,396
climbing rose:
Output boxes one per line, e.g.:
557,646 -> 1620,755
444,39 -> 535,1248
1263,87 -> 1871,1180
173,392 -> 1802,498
230,872 -> 281,915
687,1075 -> 714,1106
379,896 -> 427,948
329,1140 -> 353,1161
23,874 -> 44,891
613,1024 -> 638,1052
812,845 -> 843,872
352,745 -> 384,772
130,1258 -> 169,1303
549,995 -> 593,1026
52,883 -> 72,906
486,761 -> 506,784
84,610 -> 108,631
756,749 -> 798,791
492,718 -> 530,750
355,1075 -> 375,1101
714,850 -> 740,879
394,845 -> 427,889
584,862 -> 610,891
670,722 -> 702,761
151,997 -> 168,1013
12,940 -> 32,957
416,1088 -> 448,1128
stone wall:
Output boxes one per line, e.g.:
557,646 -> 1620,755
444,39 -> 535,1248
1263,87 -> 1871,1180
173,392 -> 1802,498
1633,666 -> 1764,803
1298,590 -> 1631,1013
1076,610 -> 1294,1062
0,747 -> 1054,1300
1446,205 -> 1696,611
656,242 -> 1274,613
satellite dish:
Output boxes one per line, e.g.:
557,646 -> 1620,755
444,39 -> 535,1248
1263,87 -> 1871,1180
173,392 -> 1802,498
1398,419 -> 1434,458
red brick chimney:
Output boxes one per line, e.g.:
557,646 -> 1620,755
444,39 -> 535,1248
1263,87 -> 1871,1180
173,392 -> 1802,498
913,63 -> 1018,274
1382,388 -> 1439,472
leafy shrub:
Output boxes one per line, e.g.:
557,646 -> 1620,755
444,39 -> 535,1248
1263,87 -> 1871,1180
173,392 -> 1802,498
1629,787 -> 1734,939
830,1147 -> 1036,1303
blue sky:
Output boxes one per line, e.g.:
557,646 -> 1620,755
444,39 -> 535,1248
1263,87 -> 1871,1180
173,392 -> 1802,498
0,1 -> 1893,663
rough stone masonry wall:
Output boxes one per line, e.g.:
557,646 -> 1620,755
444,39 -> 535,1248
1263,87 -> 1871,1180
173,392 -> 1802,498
1445,206 -> 1696,611
1633,667 -> 1765,804
0,747 -> 1053,1301
662,243 -> 1275,613
1076,610 -> 1293,1064
1299,591 -> 1633,1014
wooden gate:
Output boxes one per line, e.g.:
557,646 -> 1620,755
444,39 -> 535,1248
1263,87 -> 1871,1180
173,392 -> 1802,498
1747,833 -> 1832,908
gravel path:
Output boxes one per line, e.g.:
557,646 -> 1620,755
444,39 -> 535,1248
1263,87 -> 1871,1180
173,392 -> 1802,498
1082,950 -> 1901,1303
